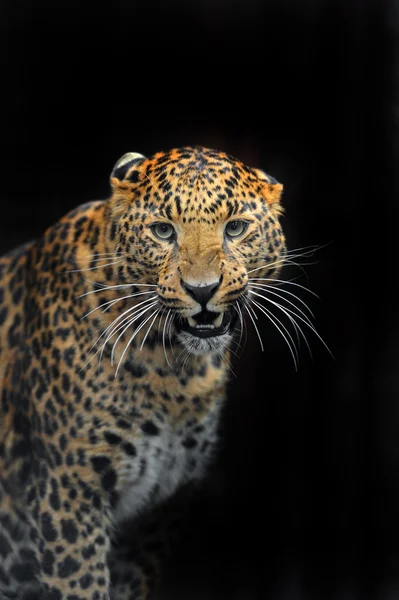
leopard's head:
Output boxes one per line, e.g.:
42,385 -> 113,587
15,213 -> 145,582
108,146 -> 286,356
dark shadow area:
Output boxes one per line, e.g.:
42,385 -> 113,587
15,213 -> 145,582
1,0 -> 398,598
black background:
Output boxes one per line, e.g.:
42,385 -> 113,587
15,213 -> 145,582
1,0 -> 398,598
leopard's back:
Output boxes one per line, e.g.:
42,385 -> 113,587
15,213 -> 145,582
0,244 -> 30,383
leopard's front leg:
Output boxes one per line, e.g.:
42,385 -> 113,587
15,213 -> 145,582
31,467 -> 113,600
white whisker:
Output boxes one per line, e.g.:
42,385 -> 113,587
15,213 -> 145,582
247,259 -> 284,275
249,277 -> 319,298
248,290 -> 332,358
157,306 -> 166,341
109,302 -> 159,365
175,346 -> 188,370
80,291 -> 156,320
234,301 -> 245,349
162,310 -> 172,367
220,348 -> 237,378
81,252 -> 124,258
140,310 -> 161,351
115,309 -> 159,377
80,255 -> 124,263
91,296 -> 157,348
246,245 -> 326,276
78,282 -> 157,299
180,348 -> 192,373
249,290 -> 313,340
250,298 -> 299,369
81,297 -> 158,369
283,245 -> 321,256
248,284 -> 315,322
245,300 -> 259,321
284,241 -> 332,257
243,304 -> 264,352
95,301 -> 159,371
281,258 -> 308,277
65,260 -> 123,274
167,312 -> 176,360
248,282 -> 315,319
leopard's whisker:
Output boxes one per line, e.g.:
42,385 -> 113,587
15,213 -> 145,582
228,336 -> 243,351
157,306 -> 166,341
65,260 -> 123,274
90,280 -> 157,289
162,310 -> 172,367
105,302 -> 158,350
248,282 -> 315,319
233,300 -> 245,350
175,347 -> 186,370
251,290 -> 312,357
110,302 -> 159,366
167,312 -> 176,360
243,303 -> 264,352
109,300 -> 161,365
281,258 -> 308,277
249,277 -> 319,298
250,298 -> 299,369
256,296 -> 312,359
140,309 -> 161,352
81,252 -> 124,257
285,241 -> 332,257
238,297 -> 249,351
248,289 -> 333,358
287,259 -> 320,267
247,260 -> 284,275
246,249 -> 321,276
248,283 -> 315,321
215,344 -> 237,378
249,288 -> 314,331
83,301 -> 158,372
283,244 -> 322,256
78,282 -> 157,299
107,316 -> 138,368
179,348 -> 192,372
224,343 -> 240,360
229,333 -> 245,357
91,295 -> 158,347
81,291 -> 156,320
83,297 -> 158,365
79,255 -> 124,264
115,309 -> 159,377
175,341 -> 188,366
245,300 -> 259,321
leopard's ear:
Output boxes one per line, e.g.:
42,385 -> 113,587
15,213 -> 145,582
253,168 -> 284,213
110,152 -> 146,215
110,152 -> 146,183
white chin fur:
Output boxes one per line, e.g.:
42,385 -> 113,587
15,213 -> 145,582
177,331 -> 232,356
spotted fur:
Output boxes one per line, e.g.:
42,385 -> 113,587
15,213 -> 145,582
0,146 -> 286,599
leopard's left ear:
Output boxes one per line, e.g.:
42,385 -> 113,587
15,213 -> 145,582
110,152 -> 146,183
253,168 -> 284,213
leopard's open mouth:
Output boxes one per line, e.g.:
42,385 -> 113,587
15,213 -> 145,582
176,309 -> 234,339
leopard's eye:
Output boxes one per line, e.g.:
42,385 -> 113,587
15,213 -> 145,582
225,220 -> 249,239
151,223 -> 176,241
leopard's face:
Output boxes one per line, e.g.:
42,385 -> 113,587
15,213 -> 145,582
109,147 -> 286,355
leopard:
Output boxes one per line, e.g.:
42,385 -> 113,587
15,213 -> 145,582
0,146 -> 287,600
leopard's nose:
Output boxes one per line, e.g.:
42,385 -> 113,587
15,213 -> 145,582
181,277 -> 222,307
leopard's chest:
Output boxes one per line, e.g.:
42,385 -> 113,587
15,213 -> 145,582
113,410 -> 219,524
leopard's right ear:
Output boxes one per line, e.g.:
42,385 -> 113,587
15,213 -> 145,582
110,152 -> 146,215
110,152 -> 146,182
